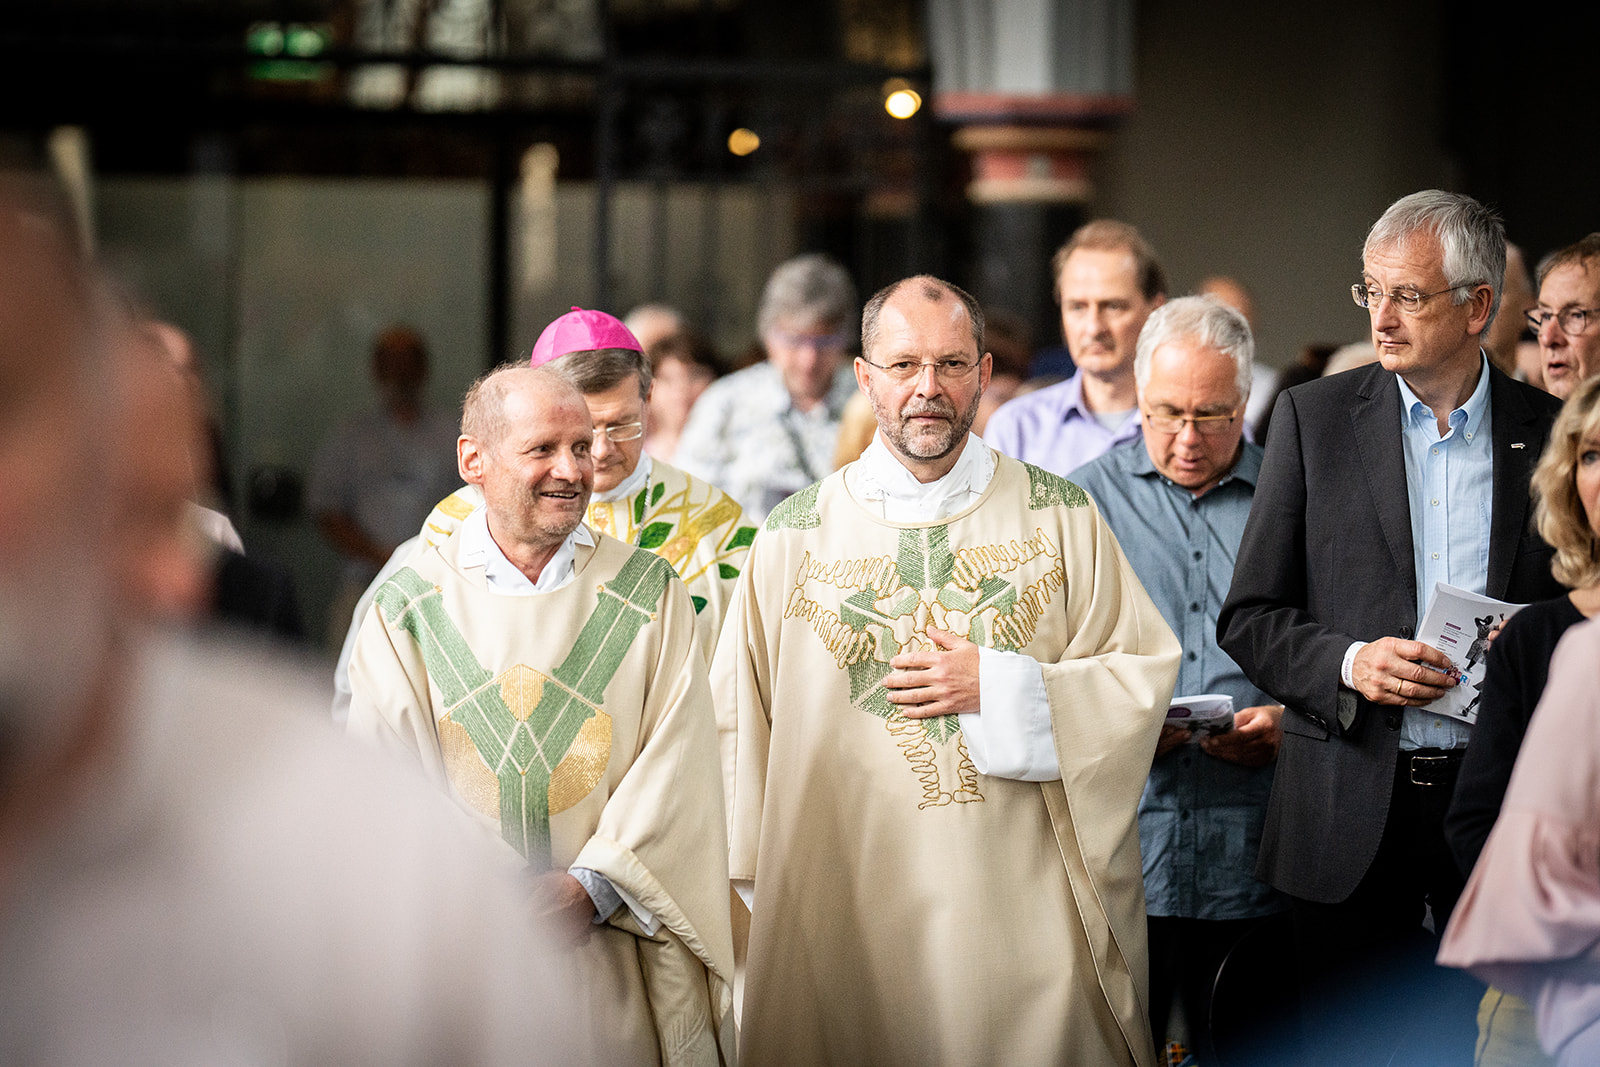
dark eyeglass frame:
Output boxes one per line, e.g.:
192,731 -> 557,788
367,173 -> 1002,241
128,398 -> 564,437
1525,306 -> 1600,336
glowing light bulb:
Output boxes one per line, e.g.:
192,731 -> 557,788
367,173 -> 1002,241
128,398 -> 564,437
885,89 -> 921,120
727,128 -> 760,156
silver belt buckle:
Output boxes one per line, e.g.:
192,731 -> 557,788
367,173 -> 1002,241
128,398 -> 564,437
1410,754 -> 1449,785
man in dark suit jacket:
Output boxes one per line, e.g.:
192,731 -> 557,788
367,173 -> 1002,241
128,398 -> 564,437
1218,190 -> 1565,1065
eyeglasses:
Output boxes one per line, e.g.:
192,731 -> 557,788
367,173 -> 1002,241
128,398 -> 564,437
1351,282 -> 1469,314
1525,306 -> 1600,336
593,421 -> 643,443
1142,410 -> 1238,436
858,356 -> 981,382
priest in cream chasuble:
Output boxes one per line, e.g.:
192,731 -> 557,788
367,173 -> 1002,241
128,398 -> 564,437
419,308 -> 755,663
715,277 -> 1180,1066
349,364 -> 734,1067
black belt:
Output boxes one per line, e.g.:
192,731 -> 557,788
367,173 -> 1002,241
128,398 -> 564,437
1402,748 -> 1464,786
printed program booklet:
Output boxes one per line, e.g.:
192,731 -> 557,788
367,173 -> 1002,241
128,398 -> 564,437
1416,582 -> 1526,725
1165,693 -> 1234,739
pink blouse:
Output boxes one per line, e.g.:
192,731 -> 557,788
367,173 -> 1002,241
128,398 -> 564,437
1439,615 -> 1600,1064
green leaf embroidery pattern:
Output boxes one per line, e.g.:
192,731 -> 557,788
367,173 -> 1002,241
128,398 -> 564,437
374,550 -> 672,866
718,563 -> 740,580
724,525 -> 757,551
636,521 -> 674,549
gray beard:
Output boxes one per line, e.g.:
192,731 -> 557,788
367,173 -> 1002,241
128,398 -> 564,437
871,392 -> 980,465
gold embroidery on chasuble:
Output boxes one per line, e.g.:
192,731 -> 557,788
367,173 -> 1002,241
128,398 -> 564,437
784,523 -> 1067,810
375,549 -> 672,865
440,665 -> 613,821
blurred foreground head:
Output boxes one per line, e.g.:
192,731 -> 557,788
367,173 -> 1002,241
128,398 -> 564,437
0,174 -> 118,775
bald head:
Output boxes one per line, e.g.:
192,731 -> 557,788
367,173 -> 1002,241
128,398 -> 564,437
462,363 -> 584,447
458,364 -> 595,572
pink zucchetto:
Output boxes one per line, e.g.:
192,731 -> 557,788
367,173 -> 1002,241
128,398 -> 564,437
528,306 -> 644,368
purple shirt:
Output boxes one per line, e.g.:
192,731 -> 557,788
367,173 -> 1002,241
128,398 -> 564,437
982,372 -> 1142,476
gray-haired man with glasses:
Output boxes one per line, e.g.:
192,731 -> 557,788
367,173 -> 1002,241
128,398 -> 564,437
1529,231 -> 1600,399
1070,294 -> 1287,1065
1219,190 -> 1565,1064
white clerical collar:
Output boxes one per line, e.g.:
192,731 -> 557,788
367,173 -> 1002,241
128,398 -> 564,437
593,454 -> 652,504
848,432 -> 994,522
459,505 -> 594,595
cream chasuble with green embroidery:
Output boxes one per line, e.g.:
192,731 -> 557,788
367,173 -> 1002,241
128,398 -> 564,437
716,450 -> 1181,1067
419,458 -> 755,663
349,528 -> 735,1067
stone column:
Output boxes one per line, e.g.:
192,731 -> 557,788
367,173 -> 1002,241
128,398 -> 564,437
928,0 -> 1133,360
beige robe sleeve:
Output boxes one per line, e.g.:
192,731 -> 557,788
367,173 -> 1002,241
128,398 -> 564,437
347,587 -> 449,784
712,542 -> 776,885
570,574 -> 737,1067
1034,500 -> 1181,1067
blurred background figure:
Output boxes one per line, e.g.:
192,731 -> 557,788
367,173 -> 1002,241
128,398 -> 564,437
1197,274 -> 1279,441
642,322 -> 723,464
1487,241 -> 1540,382
0,170 -> 583,1065
1252,341 -> 1339,444
832,390 -> 876,470
307,323 -> 460,650
1530,233 -> 1600,401
1321,339 -> 1379,377
974,306 -> 1033,437
623,301 -> 686,353
675,252 -> 859,521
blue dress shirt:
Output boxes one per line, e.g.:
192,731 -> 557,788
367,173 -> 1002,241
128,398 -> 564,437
1071,440 -> 1285,920
1395,354 -> 1493,752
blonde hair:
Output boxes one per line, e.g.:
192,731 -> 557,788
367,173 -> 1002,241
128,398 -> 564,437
1532,374 -> 1600,588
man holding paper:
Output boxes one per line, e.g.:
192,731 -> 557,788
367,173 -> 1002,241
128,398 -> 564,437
1218,190 -> 1566,1064
1071,294 -> 1287,1065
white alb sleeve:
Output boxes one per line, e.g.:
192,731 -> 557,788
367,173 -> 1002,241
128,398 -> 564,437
959,646 -> 1060,781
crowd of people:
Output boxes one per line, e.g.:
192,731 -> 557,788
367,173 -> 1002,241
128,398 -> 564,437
5,158 -> 1600,1067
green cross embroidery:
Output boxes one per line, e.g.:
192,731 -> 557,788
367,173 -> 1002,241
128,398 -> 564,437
838,525 -> 1018,744
375,549 -> 674,865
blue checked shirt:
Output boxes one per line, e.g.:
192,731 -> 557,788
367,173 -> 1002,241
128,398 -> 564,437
1071,440 -> 1285,920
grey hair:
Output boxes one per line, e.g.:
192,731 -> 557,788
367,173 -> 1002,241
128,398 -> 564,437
551,346 -> 651,401
1363,190 -> 1506,333
1133,294 -> 1254,401
757,253 -> 858,339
